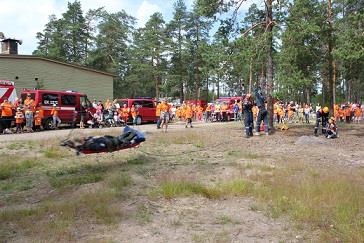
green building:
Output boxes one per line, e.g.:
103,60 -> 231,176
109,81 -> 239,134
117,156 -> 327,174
0,39 -> 115,101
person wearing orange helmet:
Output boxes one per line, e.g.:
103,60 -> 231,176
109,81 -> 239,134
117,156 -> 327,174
314,106 -> 329,136
243,93 -> 254,138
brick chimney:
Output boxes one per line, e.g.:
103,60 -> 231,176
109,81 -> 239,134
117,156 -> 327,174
1,38 -> 22,55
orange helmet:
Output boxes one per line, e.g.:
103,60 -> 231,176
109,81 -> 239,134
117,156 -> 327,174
323,107 -> 329,113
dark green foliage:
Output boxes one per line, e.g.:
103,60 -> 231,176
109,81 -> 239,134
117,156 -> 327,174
33,0 -> 364,102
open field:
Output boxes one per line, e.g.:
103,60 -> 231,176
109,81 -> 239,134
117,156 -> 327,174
0,121 -> 363,242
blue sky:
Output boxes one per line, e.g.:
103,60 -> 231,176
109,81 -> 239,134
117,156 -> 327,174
0,0 -> 261,54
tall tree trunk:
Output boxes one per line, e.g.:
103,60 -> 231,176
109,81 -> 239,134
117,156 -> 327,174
333,60 -> 336,105
266,0 -> 274,130
178,26 -> 184,103
327,0 -> 334,114
249,57 -> 253,93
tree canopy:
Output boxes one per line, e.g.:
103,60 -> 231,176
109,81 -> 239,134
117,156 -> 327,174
34,0 -> 364,104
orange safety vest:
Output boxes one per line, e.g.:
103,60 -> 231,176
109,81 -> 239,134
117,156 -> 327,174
1,102 -> 13,117
156,103 -> 162,116
51,107 -> 59,117
37,107 -> 44,119
185,106 -> 193,119
130,107 -> 138,118
15,111 -> 24,124
34,114 -> 42,126
160,103 -> 170,113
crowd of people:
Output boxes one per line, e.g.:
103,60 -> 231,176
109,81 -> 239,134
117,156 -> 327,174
0,94 -> 48,134
1,92 -> 363,138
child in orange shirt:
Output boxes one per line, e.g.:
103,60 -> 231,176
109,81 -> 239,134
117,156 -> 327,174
15,107 -> 24,133
34,111 -> 42,131
354,106 -> 362,123
51,104 -> 61,129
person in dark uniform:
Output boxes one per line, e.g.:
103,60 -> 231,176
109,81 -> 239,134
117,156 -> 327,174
243,93 -> 254,138
254,87 -> 269,135
314,106 -> 329,136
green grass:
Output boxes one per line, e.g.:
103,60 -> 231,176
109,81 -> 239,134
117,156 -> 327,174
157,178 -> 253,199
0,190 -> 123,241
249,165 -> 364,243
227,150 -> 262,160
0,178 -> 34,192
106,172 -> 131,196
135,204 -> 152,225
43,147 -> 68,158
0,158 -> 39,180
6,142 -> 23,150
215,214 -> 234,225
46,164 -> 108,188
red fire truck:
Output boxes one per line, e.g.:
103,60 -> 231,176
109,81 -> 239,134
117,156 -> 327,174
117,98 -> 157,125
20,89 -> 94,129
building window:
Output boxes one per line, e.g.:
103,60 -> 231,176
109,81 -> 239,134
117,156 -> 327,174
42,93 -> 58,105
61,95 -> 76,106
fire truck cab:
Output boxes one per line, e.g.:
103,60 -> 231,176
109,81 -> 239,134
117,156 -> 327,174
21,89 -> 93,129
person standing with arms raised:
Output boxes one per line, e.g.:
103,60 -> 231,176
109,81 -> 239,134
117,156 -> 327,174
254,87 -> 269,136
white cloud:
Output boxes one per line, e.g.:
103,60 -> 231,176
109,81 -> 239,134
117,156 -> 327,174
136,1 -> 161,27
0,0 -> 135,54
0,0 -> 61,54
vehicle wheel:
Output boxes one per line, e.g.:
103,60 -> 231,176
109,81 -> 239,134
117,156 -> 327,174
136,116 -> 142,125
44,117 -> 55,130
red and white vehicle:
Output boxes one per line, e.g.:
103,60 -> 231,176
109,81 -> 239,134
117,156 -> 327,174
117,98 -> 157,125
215,96 -> 245,120
0,80 -> 17,104
21,89 -> 94,129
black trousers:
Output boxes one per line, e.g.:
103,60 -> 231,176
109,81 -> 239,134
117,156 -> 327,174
244,111 -> 253,136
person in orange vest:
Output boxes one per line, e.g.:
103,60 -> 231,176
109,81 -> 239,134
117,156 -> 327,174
156,101 -> 162,129
130,104 -> 139,126
344,105 -> 351,123
196,104 -> 203,121
36,103 -> 44,119
221,102 -> 228,122
14,107 -> 24,133
104,99 -> 112,110
215,103 -> 221,122
24,93 -> 35,108
121,104 -> 130,126
24,105 -> 34,132
1,97 -> 14,133
205,104 -> 211,122
175,106 -> 181,121
34,110 -> 42,131
354,105 -> 362,124
51,104 -> 61,129
159,99 -> 170,132
314,106 -> 329,136
185,103 -> 194,128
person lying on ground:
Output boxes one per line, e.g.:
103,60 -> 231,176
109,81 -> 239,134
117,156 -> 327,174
61,127 -> 145,154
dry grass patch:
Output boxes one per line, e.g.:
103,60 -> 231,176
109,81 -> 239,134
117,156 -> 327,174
249,162 -> 364,242
0,190 -> 123,241
152,130 -> 208,148
156,176 -> 253,199
0,156 -> 40,180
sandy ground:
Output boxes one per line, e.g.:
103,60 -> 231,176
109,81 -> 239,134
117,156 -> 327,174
0,122 -> 220,142
1,121 -> 363,242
